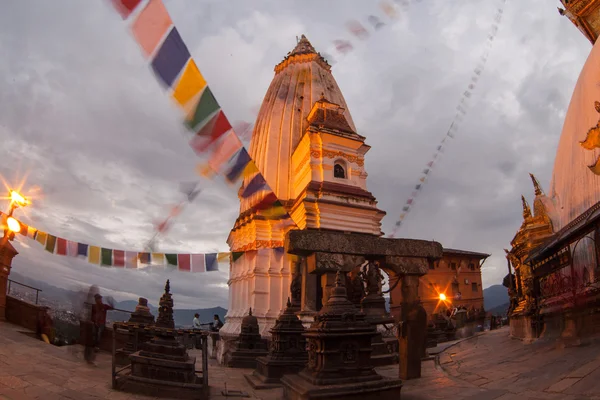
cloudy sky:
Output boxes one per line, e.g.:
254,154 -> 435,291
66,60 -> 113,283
0,0 -> 591,309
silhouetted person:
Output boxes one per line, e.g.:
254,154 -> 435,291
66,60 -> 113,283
193,313 -> 201,329
82,285 -> 99,364
91,293 -> 114,352
212,314 -> 223,331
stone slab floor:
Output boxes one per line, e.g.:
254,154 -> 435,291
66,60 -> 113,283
2,321 -> 600,399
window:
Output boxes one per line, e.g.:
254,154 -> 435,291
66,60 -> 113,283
472,283 -> 478,292
334,163 -> 346,179
469,263 -> 475,270
450,262 -> 457,270
451,283 -> 459,294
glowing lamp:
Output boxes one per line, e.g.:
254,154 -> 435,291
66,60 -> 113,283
6,217 -> 20,233
10,190 -> 28,207
439,293 -> 447,301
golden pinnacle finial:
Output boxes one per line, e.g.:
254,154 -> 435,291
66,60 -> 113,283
521,195 -> 532,220
529,173 -> 543,196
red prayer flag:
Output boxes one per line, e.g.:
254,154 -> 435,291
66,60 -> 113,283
56,238 -> 68,256
113,250 -> 125,267
111,0 -> 142,19
178,254 -> 191,271
253,192 -> 279,211
190,111 -> 232,154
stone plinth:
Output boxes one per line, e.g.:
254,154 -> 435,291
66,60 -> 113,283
281,271 -> 402,400
226,308 -> 268,369
116,298 -> 156,365
246,299 -> 307,389
0,241 -> 17,321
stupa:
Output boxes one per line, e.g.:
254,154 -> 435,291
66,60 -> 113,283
121,281 -> 204,399
225,308 -> 268,368
115,297 -> 155,365
281,270 -> 402,400
222,34 -> 386,345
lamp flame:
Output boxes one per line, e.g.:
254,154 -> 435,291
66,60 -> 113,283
10,190 -> 28,207
6,217 -> 20,233
439,293 -> 447,301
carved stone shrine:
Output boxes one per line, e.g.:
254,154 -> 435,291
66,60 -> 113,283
115,297 -> 155,365
246,298 -> 307,389
225,308 -> 268,369
121,281 -> 205,399
281,270 -> 403,400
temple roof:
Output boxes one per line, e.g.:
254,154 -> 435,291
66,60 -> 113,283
307,96 -> 363,139
442,248 -> 490,259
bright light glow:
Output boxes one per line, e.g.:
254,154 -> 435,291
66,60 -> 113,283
439,293 -> 447,301
10,190 -> 28,207
6,217 -> 20,233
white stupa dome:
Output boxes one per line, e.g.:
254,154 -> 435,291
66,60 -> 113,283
550,38 -> 600,230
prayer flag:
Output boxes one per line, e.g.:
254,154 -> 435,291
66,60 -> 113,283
113,250 -> 125,267
56,238 -> 67,256
241,174 -> 267,198
333,40 -> 353,54
253,192 -> 279,211
423,168 -> 430,175
402,206 -> 409,211
177,254 -> 191,271
346,20 -> 369,39
125,251 -> 138,268
172,60 -> 207,108
27,226 -> 37,239
196,163 -> 216,178
242,161 -> 259,178
131,0 -> 173,57
36,231 -> 47,246
411,191 -> 418,198
415,184 -> 422,190
427,161 -> 434,167
395,221 -> 402,227
139,252 -> 151,264
217,252 -> 230,263
407,199 -> 413,205
45,235 -> 57,253
185,87 -> 220,130
78,243 -> 89,257
165,254 -> 178,266
209,131 -> 243,172
419,177 -> 426,183
191,254 -> 205,272
380,2 -> 398,19
206,253 -> 218,271
67,240 -> 78,257
152,253 -> 165,264
151,27 -> 191,88
260,200 -> 287,219
111,0 -> 142,19
225,149 -> 251,183
367,15 -> 385,30
19,222 -> 27,236
189,111 -> 232,153
232,251 -> 244,262
89,246 -> 101,264
101,248 -> 113,266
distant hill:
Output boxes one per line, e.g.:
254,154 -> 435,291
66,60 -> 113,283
483,285 -> 509,311
8,272 -> 227,328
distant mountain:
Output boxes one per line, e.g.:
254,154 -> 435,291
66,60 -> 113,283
483,285 -> 509,311
8,272 -> 227,328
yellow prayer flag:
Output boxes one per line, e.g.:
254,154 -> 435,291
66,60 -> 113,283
261,204 -> 286,219
36,231 -> 47,246
27,226 -> 38,239
217,252 -> 230,262
152,253 -> 165,264
242,161 -> 259,178
172,60 -> 207,108
88,246 -> 101,264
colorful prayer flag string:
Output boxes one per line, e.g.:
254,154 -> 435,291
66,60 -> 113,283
388,0 -> 506,238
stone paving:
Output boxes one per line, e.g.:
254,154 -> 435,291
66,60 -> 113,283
4,319 -> 600,399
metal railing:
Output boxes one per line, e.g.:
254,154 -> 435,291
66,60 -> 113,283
7,279 -> 42,305
111,322 -> 209,396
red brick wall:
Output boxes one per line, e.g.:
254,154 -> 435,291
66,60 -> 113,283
5,295 -> 48,332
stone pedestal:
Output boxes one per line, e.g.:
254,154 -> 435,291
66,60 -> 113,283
246,299 -> 307,389
281,271 -> 402,400
226,308 -> 268,369
0,241 -> 17,321
116,298 -> 155,365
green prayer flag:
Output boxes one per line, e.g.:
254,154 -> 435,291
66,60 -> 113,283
165,254 -> 178,266
232,251 -> 244,262
45,235 -> 57,253
185,87 -> 220,131
101,248 -> 113,266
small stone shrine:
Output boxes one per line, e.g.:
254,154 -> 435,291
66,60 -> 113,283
115,297 -> 155,365
281,270 -> 403,400
359,261 -> 397,366
225,308 -> 268,369
122,280 -> 205,399
246,298 -> 307,389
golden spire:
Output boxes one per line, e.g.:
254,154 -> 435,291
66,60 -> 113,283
558,0 -> 600,44
529,173 -> 543,196
521,195 -> 532,220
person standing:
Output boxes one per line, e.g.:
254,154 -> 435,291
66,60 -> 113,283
91,293 -> 114,351
212,314 -> 223,331
193,313 -> 201,329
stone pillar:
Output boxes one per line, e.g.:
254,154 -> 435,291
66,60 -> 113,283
0,241 -> 17,321
388,273 -> 402,323
398,275 -> 424,380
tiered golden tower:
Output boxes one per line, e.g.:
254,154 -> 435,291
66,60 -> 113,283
559,0 -> 600,44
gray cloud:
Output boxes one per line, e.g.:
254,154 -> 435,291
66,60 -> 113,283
0,0 -> 590,308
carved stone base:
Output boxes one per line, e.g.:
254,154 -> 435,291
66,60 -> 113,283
226,347 -> 269,369
116,375 -> 206,400
281,374 -> 402,400
129,352 -> 196,384
246,356 -> 307,389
